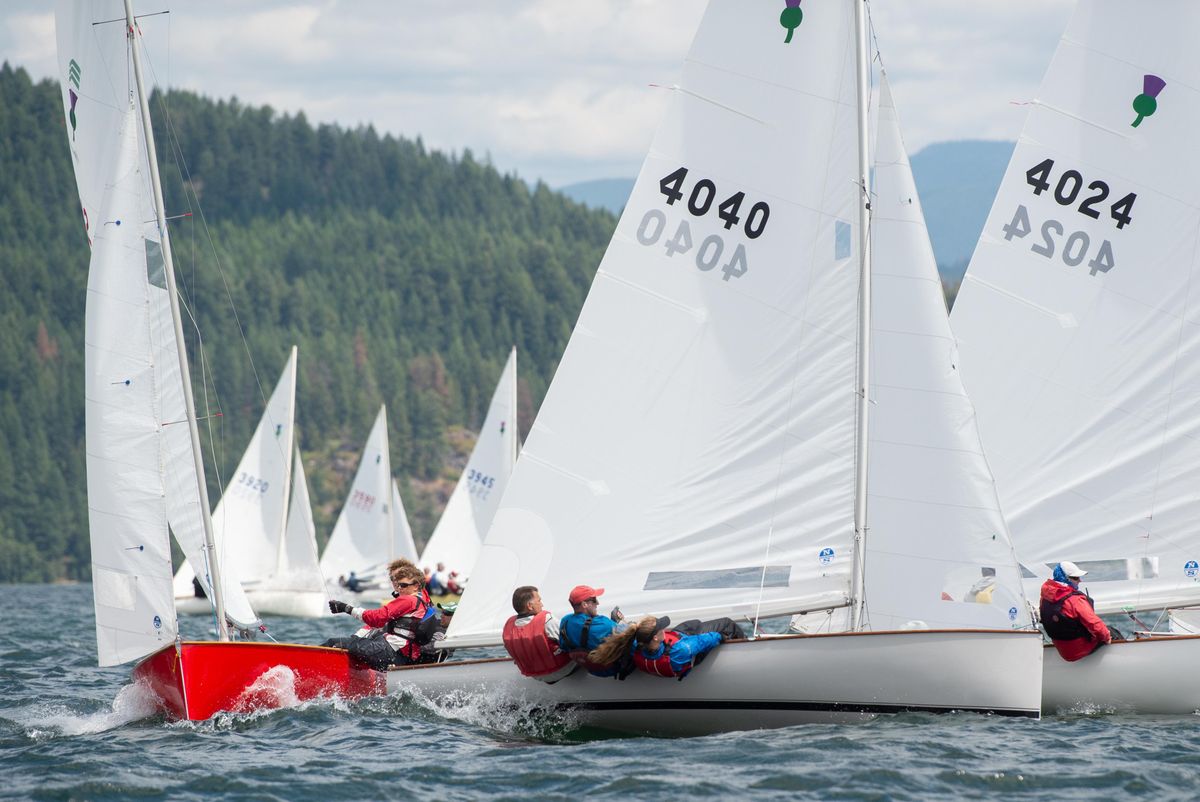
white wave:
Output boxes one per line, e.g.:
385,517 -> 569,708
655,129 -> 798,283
15,680 -> 161,738
393,683 -> 580,740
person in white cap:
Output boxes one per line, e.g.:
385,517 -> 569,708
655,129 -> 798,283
1039,561 -> 1111,661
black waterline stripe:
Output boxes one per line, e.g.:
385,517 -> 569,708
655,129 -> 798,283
555,700 -> 1039,718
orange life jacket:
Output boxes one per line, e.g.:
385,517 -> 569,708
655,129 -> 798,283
502,610 -> 573,677
632,630 -> 688,678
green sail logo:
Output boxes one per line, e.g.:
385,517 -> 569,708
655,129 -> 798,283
67,59 -> 82,139
1132,74 -> 1165,128
780,0 -> 803,43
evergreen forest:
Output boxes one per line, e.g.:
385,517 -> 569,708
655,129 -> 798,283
0,63 -> 616,582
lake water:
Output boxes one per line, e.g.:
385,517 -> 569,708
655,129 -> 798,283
1,584 -> 1197,801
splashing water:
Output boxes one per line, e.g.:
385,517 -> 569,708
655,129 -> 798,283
15,680 -> 161,739
394,683 -> 581,742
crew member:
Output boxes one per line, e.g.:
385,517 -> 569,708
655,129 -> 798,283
589,615 -> 728,680
502,585 -> 576,683
324,558 -> 433,669
558,585 -> 626,677
1040,561 -> 1111,662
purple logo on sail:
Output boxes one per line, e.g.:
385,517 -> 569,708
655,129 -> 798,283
1132,74 -> 1165,128
780,0 -> 803,43
67,59 -> 82,139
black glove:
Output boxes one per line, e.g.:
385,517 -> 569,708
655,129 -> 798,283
329,600 -> 353,615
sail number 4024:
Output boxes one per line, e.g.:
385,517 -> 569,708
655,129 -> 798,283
1002,204 -> 1115,276
1025,158 -> 1135,230
634,166 -> 769,282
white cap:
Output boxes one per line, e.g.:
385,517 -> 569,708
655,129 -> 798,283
1059,561 -> 1087,579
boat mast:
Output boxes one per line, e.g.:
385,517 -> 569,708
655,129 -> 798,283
124,0 -> 231,641
383,406 -> 395,564
849,0 -> 873,631
510,347 -> 519,466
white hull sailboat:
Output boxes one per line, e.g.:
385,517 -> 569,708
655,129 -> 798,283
950,0 -> 1200,714
174,347 -> 327,618
418,347 -> 519,581
391,631 -> 1040,736
320,406 -> 418,607
384,0 -> 1043,734
57,0 -> 376,719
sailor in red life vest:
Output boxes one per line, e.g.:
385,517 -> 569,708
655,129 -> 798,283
589,616 -> 730,680
1040,561 -> 1112,662
501,585 -> 576,683
323,558 -> 433,669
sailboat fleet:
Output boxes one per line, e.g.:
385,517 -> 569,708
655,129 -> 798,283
50,0 -> 1200,730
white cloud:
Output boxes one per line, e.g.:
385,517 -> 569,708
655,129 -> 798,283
4,1 -> 1077,186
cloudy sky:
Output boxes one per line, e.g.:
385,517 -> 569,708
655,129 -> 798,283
3,1 -> 1074,187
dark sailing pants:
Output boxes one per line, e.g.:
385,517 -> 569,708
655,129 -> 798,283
322,633 -> 415,670
674,617 -> 747,641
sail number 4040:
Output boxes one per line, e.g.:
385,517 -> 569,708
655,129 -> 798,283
659,167 -> 770,239
1002,204 -> 1114,276
1025,158 -> 1135,230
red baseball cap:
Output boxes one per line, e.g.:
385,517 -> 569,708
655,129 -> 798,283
568,585 -> 604,605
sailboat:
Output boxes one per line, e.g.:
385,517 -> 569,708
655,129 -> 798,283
380,0 -> 1042,736
418,347 -> 519,580
950,0 -> 1200,713
173,347 -> 328,618
56,0 -> 380,719
320,406 -> 417,605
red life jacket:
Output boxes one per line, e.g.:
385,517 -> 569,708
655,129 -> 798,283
502,611 -> 573,677
633,630 -> 689,679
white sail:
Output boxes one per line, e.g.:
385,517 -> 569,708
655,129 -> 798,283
418,347 -> 518,576
275,450 -> 325,594
173,348 -> 297,597
863,76 -> 1031,631
950,1 -> 1200,614
57,0 -> 258,656
320,406 -> 395,585
392,480 -> 419,563
446,1 -> 863,648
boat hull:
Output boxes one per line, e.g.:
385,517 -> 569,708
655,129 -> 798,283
386,629 -> 1042,736
1042,636 -> 1200,714
245,589 -> 328,618
132,641 -> 384,720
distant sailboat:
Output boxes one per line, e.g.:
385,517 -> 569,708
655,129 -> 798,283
173,347 -> 327,618
56,0 -> 379,719
418,347 -> 519,580
320,406 -> 417,603
951,0 -> 1200,714
383,0 -> 1042,735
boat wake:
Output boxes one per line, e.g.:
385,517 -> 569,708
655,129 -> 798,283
11,680 -> 161,739
392,682 -> 580,741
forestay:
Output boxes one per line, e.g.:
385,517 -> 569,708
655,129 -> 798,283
56,0 -> 258,660
863,77 -> 1030,630
320,406 -> 396,583
418,348 -> 519,576
951,1 -> 1200,614
446,1 -> 862,648
174,348 -> 297,597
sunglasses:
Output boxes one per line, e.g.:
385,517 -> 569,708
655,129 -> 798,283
394,581 -> 419,588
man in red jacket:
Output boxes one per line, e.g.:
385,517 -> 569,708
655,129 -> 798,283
1040,561 -> 1111,662
502,585 -> 576,683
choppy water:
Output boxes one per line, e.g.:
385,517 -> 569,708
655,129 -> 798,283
2,584 -> 1198,801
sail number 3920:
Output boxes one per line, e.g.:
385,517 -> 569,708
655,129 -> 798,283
634,167 -> 771,282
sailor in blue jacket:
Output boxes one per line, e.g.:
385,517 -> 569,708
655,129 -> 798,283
588,615 -> 733,680
557,584 -> 627,677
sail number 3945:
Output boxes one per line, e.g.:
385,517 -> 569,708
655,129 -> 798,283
634,167 -> 771,282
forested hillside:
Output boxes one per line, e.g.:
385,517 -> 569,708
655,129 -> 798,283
0,63 -> 616,582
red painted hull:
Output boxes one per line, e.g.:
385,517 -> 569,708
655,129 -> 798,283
131,641 -> 385,721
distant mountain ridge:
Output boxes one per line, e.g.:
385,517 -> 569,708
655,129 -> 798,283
558,140 -> 1016,283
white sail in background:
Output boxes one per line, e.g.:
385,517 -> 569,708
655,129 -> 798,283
173,349 -> 297,598
446,2 -> 864,648
863,77 -> 1030,630
392,480 -> 418,563
320,406 -> 395,585
277,450 -> 325,594
57,0 -> 258,656
419,348 -> 518,576
951,1 -> 1200,614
